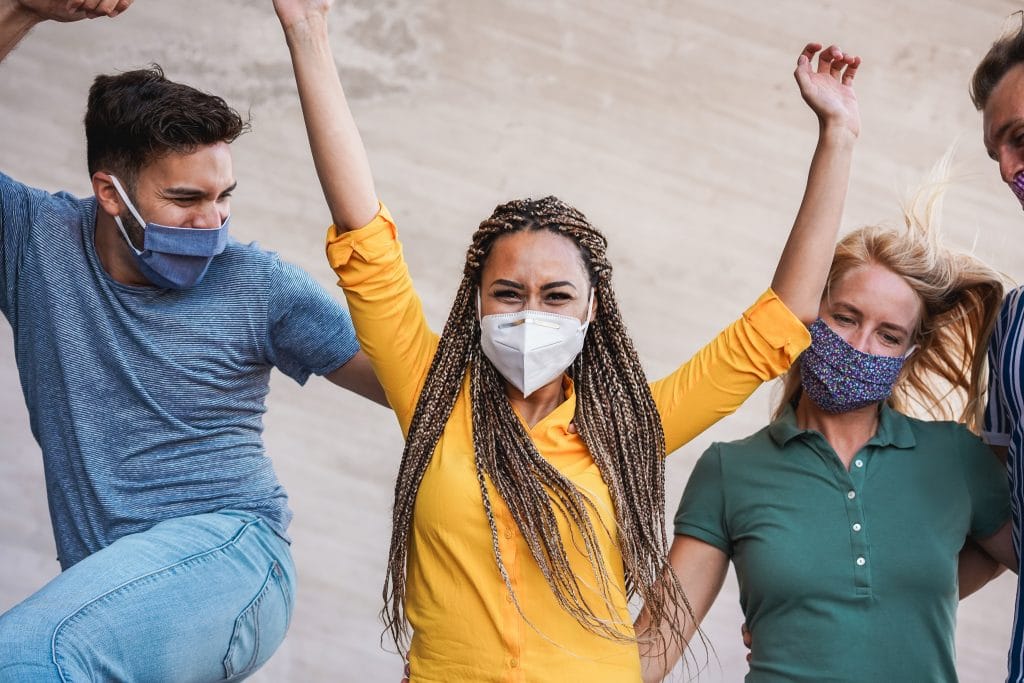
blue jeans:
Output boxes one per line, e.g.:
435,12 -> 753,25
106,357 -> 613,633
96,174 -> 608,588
0,510 -> 295,682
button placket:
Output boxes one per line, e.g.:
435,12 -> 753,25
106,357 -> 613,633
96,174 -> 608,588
845,448 -> 872,593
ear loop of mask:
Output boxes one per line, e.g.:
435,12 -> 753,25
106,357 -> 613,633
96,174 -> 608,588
108,175 -> 148,255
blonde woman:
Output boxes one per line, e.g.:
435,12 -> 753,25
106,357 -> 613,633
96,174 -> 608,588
640,189 -> 1016,682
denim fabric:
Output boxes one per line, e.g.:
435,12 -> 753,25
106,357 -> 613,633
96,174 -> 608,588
0,511 -> 295,682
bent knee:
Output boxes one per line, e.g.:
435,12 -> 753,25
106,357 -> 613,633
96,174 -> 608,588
0,606 -> 63,677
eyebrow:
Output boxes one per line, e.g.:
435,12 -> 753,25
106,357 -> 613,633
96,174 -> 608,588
489,279 -> 578,291
161,181 -> 238,199
986,118 -> 1024,151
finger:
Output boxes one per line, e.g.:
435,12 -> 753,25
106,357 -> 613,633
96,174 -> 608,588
830,51 -> 846,77
841,55 -> 861,85
109,0 -> 133,16
797,42 -> 822,67
93,0 -> 123,15
816,44 -> 841,74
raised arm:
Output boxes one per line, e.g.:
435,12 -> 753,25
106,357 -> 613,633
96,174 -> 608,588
0,0 -> 131,63
652,44 -> 862,452
273,0 -> 378,231
771,43 -> 860,323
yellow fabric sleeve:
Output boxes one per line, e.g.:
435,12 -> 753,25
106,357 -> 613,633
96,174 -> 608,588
325,204 -> 438,434
651,289 -> 811,454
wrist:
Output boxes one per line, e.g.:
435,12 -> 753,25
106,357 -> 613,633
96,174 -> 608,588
279,11 -> 330,42
1,0 -> 42,29
817,121 -> 859,147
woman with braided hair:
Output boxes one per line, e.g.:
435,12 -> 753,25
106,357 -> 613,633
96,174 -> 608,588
274,0 -> 859,679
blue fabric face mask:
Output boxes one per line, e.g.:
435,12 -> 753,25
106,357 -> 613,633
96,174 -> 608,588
109,175 -> 230,290
799,319 -> 911,413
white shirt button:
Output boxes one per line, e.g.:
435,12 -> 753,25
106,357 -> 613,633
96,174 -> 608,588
854,459 -> 864,468
847,490 -> 856,500
852,523 -> 862,532
856,557 -> 866,566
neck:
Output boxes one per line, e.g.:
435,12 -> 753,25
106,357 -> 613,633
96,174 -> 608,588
94,212 -> 151,286
505,376 -> 566,429
794,395 -> 880,468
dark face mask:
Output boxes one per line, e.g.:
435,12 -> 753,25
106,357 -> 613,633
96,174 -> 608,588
799,319 -> 909,413
1011,172 -> 1024,211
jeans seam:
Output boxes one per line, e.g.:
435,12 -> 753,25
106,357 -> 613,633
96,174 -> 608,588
223,562 -> 280,678
50,516 -> 264,682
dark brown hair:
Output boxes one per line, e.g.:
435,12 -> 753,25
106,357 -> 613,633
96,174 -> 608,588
971,11 -> 1024,110
382,196 -> 692,654
85,64 -> 248,185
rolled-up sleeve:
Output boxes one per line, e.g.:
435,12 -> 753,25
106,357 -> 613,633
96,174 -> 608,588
326,204 -> 439,432
651,289 -> 810,455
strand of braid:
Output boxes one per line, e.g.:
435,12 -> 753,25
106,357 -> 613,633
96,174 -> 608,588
381,196 -> 696,661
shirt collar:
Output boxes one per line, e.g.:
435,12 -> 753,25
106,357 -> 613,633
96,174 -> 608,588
769,401 -> 916,450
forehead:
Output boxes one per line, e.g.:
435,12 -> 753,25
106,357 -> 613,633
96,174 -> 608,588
983,63 -> 1024,148
137,142 -> 235,188
829,263 -> 923,326
482,230 -> 588,284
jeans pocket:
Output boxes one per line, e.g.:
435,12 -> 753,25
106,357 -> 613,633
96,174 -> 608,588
222,561 -> 293,680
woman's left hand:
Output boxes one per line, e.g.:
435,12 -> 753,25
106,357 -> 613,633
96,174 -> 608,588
794,42 -> 861,138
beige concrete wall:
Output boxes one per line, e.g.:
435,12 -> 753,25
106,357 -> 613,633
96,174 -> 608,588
1,1 -> 1021,680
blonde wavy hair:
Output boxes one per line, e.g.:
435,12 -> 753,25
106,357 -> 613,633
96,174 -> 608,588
774,175 -> 1006,432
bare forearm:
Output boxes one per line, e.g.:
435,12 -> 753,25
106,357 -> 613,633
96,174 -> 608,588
635,536 -> 728,682
770,123 -> 856,323
0,0 -> 39,63
281,14 -> 379,231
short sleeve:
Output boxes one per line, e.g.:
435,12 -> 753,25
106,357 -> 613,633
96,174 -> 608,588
673,444 -> 732,555
983,290 -> 1019,447
0,172 -> 45,319
265,258 -> 360,385
958,427 -> 1012,539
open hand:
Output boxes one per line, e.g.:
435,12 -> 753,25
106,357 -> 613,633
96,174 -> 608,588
794,42 -> 861,138
15,0 -> 131,22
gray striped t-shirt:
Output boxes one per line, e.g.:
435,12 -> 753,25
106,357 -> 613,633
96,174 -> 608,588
0,172 -> 359,569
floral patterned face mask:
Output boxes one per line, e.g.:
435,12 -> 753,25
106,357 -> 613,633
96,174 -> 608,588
799,319 -> 910,414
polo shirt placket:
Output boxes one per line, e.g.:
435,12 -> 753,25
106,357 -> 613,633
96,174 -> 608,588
803,433 -> 874,596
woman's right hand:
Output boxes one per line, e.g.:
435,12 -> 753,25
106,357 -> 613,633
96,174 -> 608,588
794,43 -> 861,138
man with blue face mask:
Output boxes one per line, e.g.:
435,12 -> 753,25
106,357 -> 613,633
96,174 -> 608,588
0,1 -> 385,680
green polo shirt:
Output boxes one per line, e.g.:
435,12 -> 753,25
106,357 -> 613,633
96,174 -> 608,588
675,404 -> 1011,682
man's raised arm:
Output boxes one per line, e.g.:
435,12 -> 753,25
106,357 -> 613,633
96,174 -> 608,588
0,0 -> 131,63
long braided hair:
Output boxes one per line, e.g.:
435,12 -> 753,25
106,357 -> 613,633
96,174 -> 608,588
382,196 -> 692,654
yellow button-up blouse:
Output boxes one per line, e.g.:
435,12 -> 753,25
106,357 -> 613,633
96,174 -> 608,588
327,205 -> 810,682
